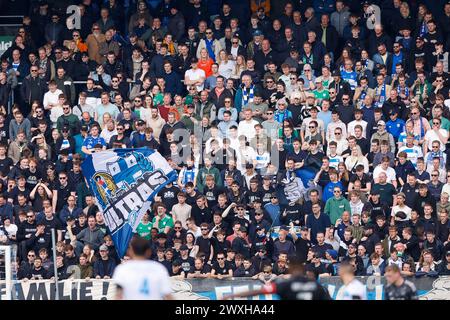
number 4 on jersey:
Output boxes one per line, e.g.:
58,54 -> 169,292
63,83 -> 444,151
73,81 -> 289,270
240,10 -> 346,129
139,279 -> 150,295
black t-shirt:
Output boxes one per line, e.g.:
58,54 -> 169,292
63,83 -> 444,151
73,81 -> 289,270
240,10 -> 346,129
53,182 -> 74,212
232,236 -> 251,259
0,123 -> 9,143
26,169 -> 42,190
349,173 -> 371,190
179,256 -> 195,273
203,186 -> 223,208
311,243 -> 334,259
8,186 -> 30,205
0,156 -> 13,176
30,267 -> 49,280
157,185 -> 179,212
185,192 -> 198,207
40,217 -> 64,235
356,137 -> 370,155
119,119 -> 135,137
261,186 -> 275,206
306,262 -> 329,278
191,205 -> 212,225
195,236 -> 213,259
246,189 -> 263,206
263,275 -> 331,300
280,203 -> 304,226
212,261 -> 232,275
294,237 -> 311,262
189,264 -> 212,275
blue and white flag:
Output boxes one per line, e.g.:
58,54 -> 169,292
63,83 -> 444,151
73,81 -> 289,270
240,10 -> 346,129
82,148 -> 177,257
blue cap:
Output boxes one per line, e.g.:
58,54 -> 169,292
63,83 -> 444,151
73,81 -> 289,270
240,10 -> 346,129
253,30 -> 263,37
326,249 -> 338,260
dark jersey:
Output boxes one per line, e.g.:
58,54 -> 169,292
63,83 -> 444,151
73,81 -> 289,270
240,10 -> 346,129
384,280 -> 418,300
262,276 -> 331,300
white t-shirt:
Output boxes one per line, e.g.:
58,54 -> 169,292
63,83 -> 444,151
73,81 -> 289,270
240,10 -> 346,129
185,68 -> 206,91
113,260 -> 172,300
238,119 -> 259,140
373,165 -> 396,182
218,60 -> 235,80
424,129 -> 448,152
391,204 -> 412,221
336,279 -> 367,300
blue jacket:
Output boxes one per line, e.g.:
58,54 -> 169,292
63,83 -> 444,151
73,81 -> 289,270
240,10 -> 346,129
58,206 -> 83,226
0,203 -> 14,221
163,71 -> 183,96
93,258 -> 117,278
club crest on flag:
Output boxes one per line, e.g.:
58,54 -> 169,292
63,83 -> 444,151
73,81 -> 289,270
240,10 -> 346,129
82,148 -> 177,257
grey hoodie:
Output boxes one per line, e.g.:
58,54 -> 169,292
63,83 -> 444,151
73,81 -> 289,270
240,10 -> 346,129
76,226 -> 105,250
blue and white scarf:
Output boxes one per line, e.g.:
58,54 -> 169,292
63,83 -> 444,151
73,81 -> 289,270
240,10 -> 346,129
397,85 -> 409,99
242,85 -> 255,106
375,84 -> 386,108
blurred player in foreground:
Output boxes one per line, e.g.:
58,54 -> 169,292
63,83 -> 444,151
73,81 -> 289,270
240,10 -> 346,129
223,257 -> 331,300
384,265 -> 418,300
336,262 -> 367,300
113,236 -> 174,300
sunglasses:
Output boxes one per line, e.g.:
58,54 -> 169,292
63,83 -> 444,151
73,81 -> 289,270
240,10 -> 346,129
217,257 -> 225,260
309,126 -> 316,129
335,132 -> 341,135
59,177 -> 67,180
27,215 -> 34,218
225,100 -> 231,103
411,112 -> 418,115
174,227 -> 182,230
431,174 -> 438,176
201,228 -> 209,231
73,34 -> 80,37
28,255 -> 35,257
31,69 -> 38,72
117,128 -> 124,131
266,112 -> 273,115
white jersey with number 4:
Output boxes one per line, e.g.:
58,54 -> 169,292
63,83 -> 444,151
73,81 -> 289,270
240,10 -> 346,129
113,260 -> 172,300
337,279 -> 367,300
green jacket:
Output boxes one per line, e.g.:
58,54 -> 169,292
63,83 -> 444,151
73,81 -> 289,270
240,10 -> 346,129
324,197 -> 351,224
56,114 -> 81,134
196,166 -> 222,193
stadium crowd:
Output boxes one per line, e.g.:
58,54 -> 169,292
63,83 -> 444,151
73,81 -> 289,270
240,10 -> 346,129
0,0 -> 449,287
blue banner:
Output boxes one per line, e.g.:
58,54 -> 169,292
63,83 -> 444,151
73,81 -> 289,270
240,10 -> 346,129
82,149 -> 177,257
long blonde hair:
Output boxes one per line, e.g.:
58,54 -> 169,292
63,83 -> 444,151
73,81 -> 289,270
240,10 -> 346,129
216,49 -> 228,65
